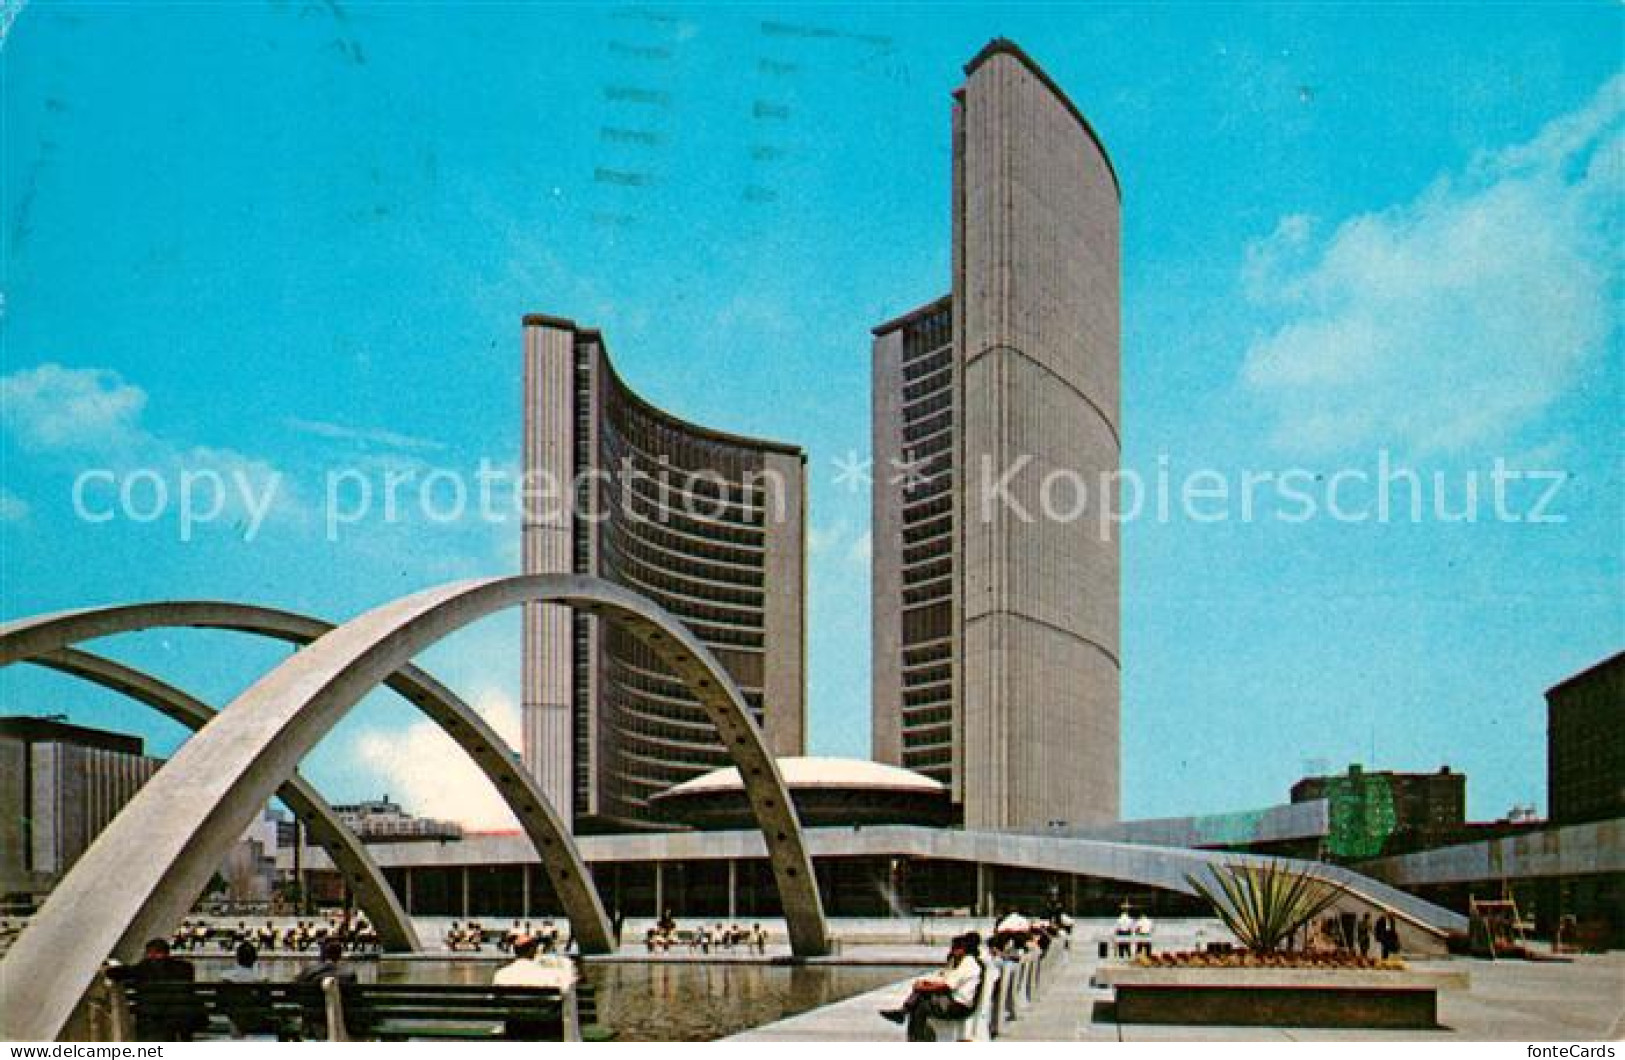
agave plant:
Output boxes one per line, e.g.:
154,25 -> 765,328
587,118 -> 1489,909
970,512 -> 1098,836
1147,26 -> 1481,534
1187,859 -> 1345,953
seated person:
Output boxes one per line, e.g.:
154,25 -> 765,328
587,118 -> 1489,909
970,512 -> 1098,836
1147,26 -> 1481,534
294,939 -> 356,1039
295,939 -> 356,985
493,933 -> 577,1040
219,942 -> 278,1038
221,941 -> 267,984
105,939 -> 202,1040
879,933 -> 983,1041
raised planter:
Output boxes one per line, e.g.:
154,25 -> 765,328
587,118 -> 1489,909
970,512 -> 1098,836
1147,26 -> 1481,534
1095,965 -> 1469,1030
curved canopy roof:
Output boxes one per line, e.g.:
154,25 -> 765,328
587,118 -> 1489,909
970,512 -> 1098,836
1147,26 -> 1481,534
658,756 -> 946,799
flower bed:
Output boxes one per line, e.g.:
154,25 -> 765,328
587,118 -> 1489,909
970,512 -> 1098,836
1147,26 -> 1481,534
1135,950 -> 1406,972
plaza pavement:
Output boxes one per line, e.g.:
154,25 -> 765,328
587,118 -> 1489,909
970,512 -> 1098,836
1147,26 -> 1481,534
727,946 -> 1625,1042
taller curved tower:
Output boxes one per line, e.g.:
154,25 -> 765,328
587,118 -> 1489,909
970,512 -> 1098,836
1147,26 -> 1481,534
523,316 -> 807,832
872,40 -> 1120,829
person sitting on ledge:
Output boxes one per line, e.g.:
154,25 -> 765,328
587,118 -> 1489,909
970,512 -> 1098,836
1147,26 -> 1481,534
879,932 -> 983,1041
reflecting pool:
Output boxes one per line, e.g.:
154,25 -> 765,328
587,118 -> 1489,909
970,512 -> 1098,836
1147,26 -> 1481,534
197,957 -> 927,1041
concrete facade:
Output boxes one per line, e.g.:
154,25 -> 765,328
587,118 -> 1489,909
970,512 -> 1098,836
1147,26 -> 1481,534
873,40 -> 1120,830
0,716 -> 161,900
522,315 -> 808,833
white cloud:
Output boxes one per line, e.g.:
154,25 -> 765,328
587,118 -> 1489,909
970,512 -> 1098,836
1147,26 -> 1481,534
1241,74 -> 1623,455
0,487 -> 30,522
284,416 -> 447,453
353,687 -> 525,831
0,363 -> 304,527
809,521 -> 872,571
1,364 -> 145,450
847,529 -> 872,565
807,522 -> 846,556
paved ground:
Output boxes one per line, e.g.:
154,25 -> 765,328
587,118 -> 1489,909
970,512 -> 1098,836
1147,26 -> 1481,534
728,946 -> 1625,1042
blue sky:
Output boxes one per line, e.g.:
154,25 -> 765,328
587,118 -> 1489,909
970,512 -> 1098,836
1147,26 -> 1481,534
1,2 -> 1619,827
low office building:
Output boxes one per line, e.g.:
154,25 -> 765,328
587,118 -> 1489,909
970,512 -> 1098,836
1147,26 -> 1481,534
0,715 -> 163,902
331,795 -> 464,843
1546,650 -> 1624,826
1291,763 -> 1467,861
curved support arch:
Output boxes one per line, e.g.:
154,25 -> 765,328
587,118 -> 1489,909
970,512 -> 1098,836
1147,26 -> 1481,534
0,599 -> 613,962
27,647 -> 419,953
0,576 -> 829,1041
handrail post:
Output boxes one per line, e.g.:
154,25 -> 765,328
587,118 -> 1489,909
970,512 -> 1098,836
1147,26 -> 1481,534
101,974 -> 133,1043
321,977 -> 349,1042
562,985 -> 582,1043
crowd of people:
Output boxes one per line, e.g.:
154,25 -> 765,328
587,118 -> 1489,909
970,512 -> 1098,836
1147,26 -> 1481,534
168,917 -> 381,955
442,919 -> 569,954
641,910 -> 769,954
879,910 -> 1068,1041
1307,911 -> 1402,958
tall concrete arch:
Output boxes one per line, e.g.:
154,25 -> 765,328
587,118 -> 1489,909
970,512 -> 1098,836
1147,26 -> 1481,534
0,576 -> 829,1041
0,599 -> 613,963
26,647 -> 419,952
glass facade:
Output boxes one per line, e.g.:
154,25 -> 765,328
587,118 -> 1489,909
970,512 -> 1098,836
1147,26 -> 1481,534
892,305 -> 958,784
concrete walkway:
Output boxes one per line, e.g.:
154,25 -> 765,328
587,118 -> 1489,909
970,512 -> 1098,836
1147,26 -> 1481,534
730,947 -> 1625,1042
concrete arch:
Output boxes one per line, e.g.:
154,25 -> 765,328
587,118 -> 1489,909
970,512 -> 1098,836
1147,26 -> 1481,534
0,599 -> 613,963
0,576 -> 829,1041
26,647 -> 419,953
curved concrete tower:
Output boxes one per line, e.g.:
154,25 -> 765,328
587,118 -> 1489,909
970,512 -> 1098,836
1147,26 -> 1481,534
873,39 -> 1120,830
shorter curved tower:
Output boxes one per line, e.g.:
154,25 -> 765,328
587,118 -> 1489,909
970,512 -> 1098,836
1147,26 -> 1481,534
523,316 -> 807,832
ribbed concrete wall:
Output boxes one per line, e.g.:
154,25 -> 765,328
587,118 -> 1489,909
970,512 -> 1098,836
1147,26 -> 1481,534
870,326 -> 905,768
521,321 -> 578,826
762,449 -> 808,757
956,44 -> 1121,829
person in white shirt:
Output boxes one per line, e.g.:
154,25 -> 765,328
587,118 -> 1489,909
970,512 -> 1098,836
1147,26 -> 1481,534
1115,907 -> 1135,958
220,941 -> 267,984
492,934 -> 578,1040
1134,913 -> 1155,955
879,932 -> 983,1040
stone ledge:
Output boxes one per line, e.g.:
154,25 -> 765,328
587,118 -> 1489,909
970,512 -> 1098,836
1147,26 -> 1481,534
1095,965 -> 1471,1030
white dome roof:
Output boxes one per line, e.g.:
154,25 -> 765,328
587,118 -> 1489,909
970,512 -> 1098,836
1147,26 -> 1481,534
658,756 -> 946,798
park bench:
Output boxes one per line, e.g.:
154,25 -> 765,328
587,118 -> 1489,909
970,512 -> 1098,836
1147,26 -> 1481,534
109,980 -> 325,1041
107,977 -> 608,1042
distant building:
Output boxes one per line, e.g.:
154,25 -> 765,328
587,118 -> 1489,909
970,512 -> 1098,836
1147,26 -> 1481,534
521,314 -> 808,833
649,757 -> 956,831
1291,763 -> 1466,861
1546,651 -> 1624,826
331,796 -> 463,842
0,716 -> 163,901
